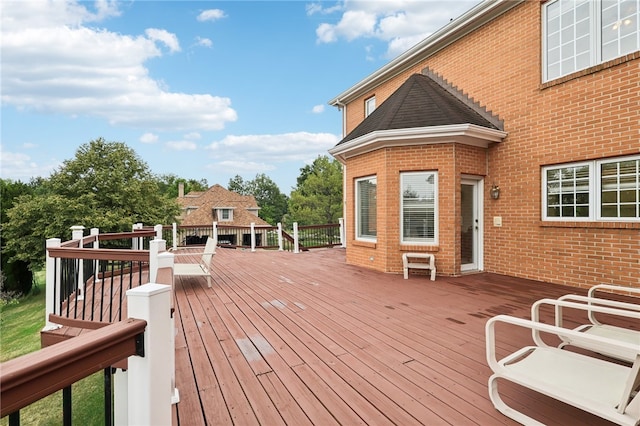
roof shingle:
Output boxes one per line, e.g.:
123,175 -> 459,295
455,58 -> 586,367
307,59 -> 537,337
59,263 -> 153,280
336,71 -> 502,146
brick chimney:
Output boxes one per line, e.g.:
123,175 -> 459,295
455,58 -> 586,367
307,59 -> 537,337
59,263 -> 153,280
178,182 -> 184,198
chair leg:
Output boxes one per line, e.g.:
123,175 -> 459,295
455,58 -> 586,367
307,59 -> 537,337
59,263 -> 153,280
207,276 -> 212,288
488,374 -> 545,426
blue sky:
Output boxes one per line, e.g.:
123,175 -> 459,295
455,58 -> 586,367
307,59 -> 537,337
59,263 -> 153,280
1,0 -> 479,194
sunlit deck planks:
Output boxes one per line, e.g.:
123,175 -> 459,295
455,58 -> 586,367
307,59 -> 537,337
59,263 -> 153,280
171,247 -> 634,425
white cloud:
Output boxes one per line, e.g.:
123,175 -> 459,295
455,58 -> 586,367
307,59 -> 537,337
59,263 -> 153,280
197,9 -> 226,22
210,160 -> 276,173
315,1 -> 480,58
312,104 -> 325,114
166,140 -> 197,151
0,0 -> 237,132
140,132 -> 159,144
0,146 -> 60,180
306,2 -> 343,16
195,36 -> 212,48
204,131 -> 339,180
207,131 -> 339,163
184,132 -> 201,140
145,28 -> 181,53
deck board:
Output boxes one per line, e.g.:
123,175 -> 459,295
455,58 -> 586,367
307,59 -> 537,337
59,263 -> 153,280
170,247 -> 632,425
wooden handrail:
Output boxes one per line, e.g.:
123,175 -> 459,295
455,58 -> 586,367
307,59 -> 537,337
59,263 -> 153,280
0,318 -> 147,417
99,230 -> 156,241
47,247 -> 149,262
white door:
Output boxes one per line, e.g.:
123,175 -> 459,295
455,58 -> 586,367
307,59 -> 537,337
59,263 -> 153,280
461,179 -> 483,272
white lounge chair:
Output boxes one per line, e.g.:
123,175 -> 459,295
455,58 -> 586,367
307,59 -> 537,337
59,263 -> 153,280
583,284 -> 640,325
531,289 -> 640,363
486,314 -> 640,426
173,237 -> 215,288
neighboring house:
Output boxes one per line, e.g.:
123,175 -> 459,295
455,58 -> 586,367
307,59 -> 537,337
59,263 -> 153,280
177,184 -> 270,245
329,0 -> 639,289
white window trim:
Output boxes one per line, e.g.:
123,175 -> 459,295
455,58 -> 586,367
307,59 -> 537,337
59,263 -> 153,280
355,175 -> 377,242
400,171 -> 439,245
216,208 -> 234,222
542,0 -> 640,82
596,155 -> 640,221
542,155 -> 640,222
365,96 -> 376,117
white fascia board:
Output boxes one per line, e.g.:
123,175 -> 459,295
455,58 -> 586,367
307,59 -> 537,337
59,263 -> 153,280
328,124 -> 507,161
328,0 -> 524,107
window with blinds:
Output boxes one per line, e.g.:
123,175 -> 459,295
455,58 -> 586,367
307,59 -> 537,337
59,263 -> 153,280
356,176 -> 377,240
401,172 -> 438,243
543,0 -> 640,82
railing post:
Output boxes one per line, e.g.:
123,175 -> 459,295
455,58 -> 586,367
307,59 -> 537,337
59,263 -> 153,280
339,218 -> 346,248
114,369 -> 128,426
126,283 -> 172,426
70,226 -> 85,301
149,239 -> 167,284
155,252 -> 179,404
132,223 -> 143,250
44,238 -> 62,330
154,224 -> 163,240
90,228 -> 99,290
293,222 -> 300,254
277,223 -> 283,251
172,223 -> 177,251
250,222 -> 256,252
70,225 -> 85,241
212,222 -> 218,253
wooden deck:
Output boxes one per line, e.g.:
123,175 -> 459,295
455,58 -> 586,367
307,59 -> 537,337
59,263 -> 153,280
170,247 -> 637,425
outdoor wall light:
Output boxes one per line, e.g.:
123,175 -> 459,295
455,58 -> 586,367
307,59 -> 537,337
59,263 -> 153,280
490,184 -> 501,200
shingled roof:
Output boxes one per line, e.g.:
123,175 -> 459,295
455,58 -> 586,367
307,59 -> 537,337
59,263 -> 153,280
336,70 -> 503,146
177,184 -> 269,227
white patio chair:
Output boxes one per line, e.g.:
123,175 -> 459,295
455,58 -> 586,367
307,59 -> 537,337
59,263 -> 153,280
531,287 -> 640,363
173,237 -> 215,288
582,284 -> 640,325
486,314 -> 640,426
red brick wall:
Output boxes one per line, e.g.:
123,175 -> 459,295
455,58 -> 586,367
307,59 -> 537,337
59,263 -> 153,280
340,1 -> 640,289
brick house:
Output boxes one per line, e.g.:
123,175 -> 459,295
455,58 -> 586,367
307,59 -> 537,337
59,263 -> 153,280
177,184 -> 268,227
328,0 -> 639,289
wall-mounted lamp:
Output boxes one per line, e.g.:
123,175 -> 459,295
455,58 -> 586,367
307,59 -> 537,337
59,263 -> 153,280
490,184 -> 501,200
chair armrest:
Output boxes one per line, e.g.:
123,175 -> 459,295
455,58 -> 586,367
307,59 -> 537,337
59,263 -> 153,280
590,284 -> 640,298
486,314 -> 640,373
558,294 -> 640,326
530,298 -> 640,347
587,285 -> 640,325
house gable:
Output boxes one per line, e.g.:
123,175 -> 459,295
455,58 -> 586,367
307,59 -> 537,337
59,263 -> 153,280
330,72 -> 506,162
177,184 -> 269,227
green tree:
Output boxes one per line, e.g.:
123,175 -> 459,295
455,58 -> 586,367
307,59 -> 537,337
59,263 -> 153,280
287,156 -> 343,225
0,179 -> 37,294
227,174 -> 248,195
3,138 -> 181,268
157,174 -> 208,198
227,174 -> 288,225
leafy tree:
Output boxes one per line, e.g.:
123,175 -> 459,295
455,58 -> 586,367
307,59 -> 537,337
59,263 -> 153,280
1,179 -> 37,294
227,174 -> 289,225
227,175 -> 248,195
3,138 -> 181,268
157,174 -> 208,198
287,156 -> 343,225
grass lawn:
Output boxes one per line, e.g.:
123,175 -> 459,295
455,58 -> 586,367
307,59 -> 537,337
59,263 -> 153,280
1,272 -> 105,425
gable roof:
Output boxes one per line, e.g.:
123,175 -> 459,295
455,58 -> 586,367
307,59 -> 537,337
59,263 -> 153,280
336,71 -> 502,146
329,71 -> 507,162
177,184 -> 269,227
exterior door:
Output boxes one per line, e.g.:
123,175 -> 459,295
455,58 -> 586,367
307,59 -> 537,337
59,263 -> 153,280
461,179 -> 483,272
